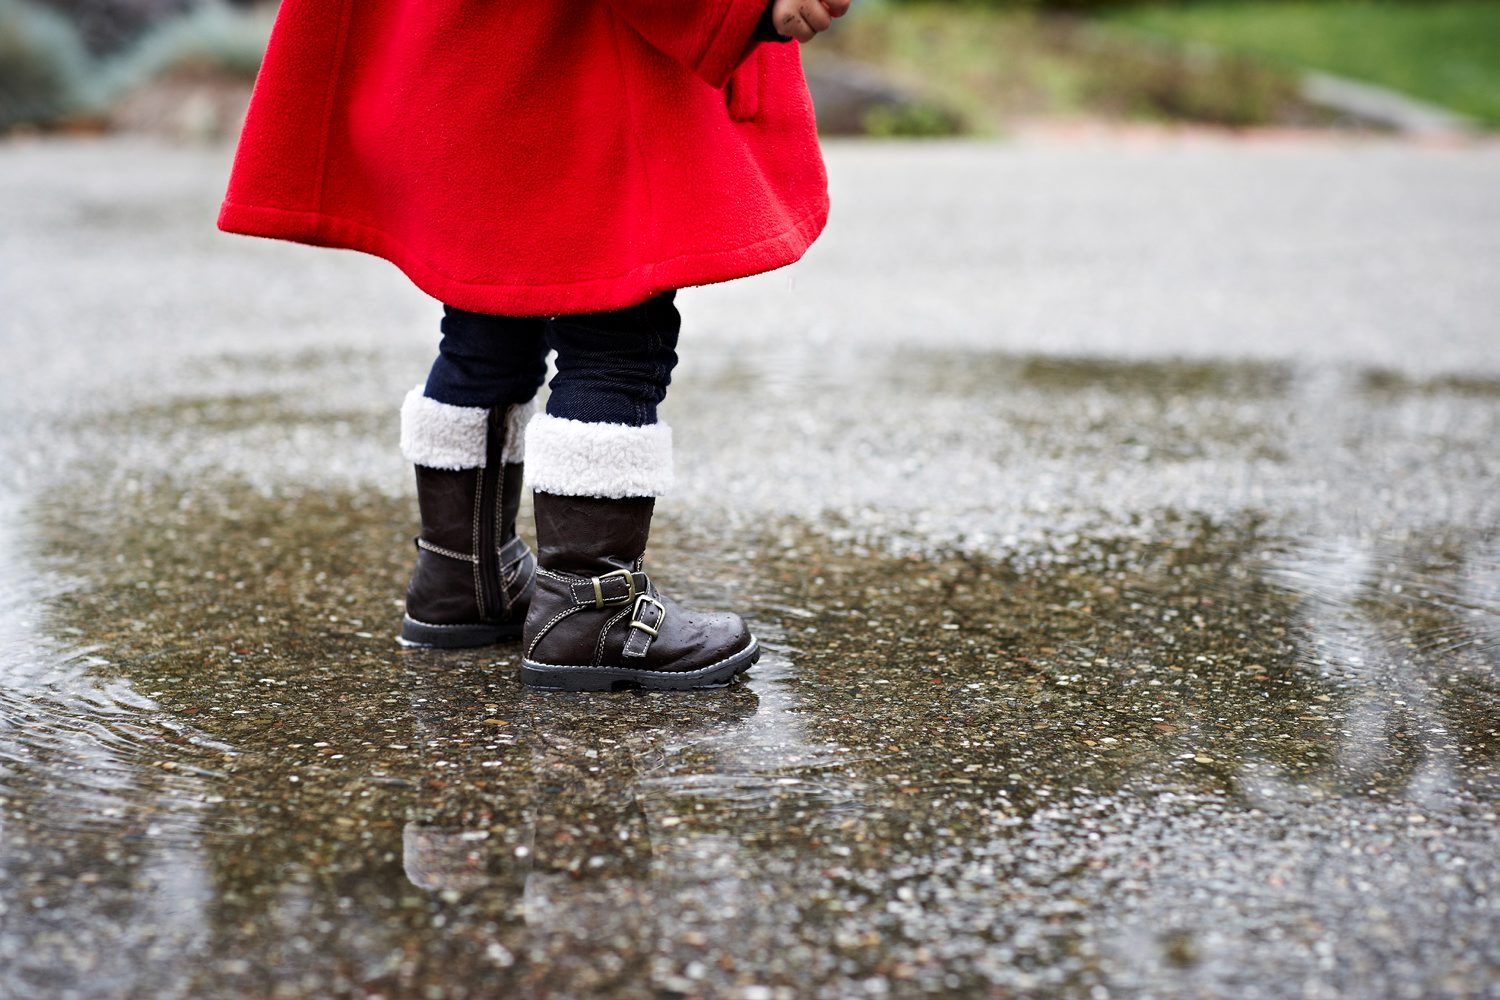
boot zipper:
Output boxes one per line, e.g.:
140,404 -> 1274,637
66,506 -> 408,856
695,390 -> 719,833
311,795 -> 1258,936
476,408 -> 505,622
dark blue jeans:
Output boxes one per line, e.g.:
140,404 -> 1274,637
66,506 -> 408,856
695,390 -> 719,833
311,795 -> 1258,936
424,290 -> 680,427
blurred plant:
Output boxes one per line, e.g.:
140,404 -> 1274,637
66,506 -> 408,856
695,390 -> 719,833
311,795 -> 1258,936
100,0 -> 270,90
862,101 -> 965,136
0,0 -> 99,129
32,0 -> 193,56
0,0 -> 270,131
886,0 -> 1203,9
817,3 -> 1319,131
1069,26 -> 1298,125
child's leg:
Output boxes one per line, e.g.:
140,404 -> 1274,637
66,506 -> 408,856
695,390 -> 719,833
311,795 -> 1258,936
544,292 -> 679,426
397,308 -> 550,648
520,290 -> 758,690
424,305 -> 549,409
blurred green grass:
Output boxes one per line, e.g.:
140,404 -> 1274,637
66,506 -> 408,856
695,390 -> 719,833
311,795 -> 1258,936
1116,0 -> 1500,125
815,4 -> 1323,131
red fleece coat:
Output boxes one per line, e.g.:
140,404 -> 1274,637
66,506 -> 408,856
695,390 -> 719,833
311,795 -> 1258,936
218,0 -> 830,316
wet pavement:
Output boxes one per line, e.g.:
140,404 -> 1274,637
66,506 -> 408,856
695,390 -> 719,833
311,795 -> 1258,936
1,135 -> 1498,997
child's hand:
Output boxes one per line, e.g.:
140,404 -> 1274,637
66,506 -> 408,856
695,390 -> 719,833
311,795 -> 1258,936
769,0 -> 851,42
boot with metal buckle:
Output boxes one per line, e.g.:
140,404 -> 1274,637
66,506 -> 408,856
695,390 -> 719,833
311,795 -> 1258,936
398,388 -> 538,647
519,492 -> 759,690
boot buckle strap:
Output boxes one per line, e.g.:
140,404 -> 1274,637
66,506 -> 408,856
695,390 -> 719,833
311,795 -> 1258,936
416,537 -> 477,563
571,569 -> 647,609
497,535 -> 529,564
623,594 -> 666,658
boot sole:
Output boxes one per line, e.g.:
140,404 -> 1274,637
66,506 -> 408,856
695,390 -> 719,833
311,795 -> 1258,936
520,638 -> 760,692
398,615 -> 524,649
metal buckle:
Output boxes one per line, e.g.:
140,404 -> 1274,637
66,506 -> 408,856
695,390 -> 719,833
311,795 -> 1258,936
629,594 -> 666,637
590,568 -> 637,609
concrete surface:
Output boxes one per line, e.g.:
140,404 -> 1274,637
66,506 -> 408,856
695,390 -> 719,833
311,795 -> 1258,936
0,135 -> 1497,998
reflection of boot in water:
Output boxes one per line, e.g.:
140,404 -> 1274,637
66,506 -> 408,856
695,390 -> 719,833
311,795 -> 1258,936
403,821 -> 533,893
399,657 -> 537,897
398,675 -> 758,990
513,688 -> 758,948
400,659 -> 756,911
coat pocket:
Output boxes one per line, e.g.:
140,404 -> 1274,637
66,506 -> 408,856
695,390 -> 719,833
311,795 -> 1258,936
726,49 -> 763,121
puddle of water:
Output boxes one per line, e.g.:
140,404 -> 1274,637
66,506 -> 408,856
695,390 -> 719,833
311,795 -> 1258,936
897,351 -> 1295,400
679,348 -> 1500,579
1360,368 -> 1500,399
0,466 -> 1494,996
106,393 -> 374,434
0,343 -> 1493,996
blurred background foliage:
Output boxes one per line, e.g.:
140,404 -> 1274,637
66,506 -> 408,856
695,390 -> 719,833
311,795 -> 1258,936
0,0 -> 266,131
820,0 -> 1497,131
1,0 -> 1495,136
812,5 -> 1316,132
1117,1 -> 1500,125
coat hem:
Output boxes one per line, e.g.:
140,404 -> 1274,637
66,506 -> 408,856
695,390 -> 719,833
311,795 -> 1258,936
216,195 -> 830,316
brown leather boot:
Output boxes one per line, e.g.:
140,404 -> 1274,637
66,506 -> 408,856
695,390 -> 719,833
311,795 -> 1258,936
398,389 -> 537,647
519,492 -> 759,690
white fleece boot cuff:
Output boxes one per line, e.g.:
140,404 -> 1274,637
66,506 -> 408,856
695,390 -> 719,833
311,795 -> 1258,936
399,386 -> 536,469
524,413 -> 674,498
